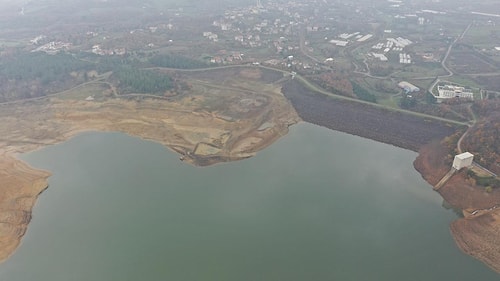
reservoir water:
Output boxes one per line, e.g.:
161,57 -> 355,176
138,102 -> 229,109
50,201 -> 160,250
1,123 -> 497,280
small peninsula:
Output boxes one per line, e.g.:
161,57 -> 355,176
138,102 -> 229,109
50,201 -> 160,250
0,67 -> 300,262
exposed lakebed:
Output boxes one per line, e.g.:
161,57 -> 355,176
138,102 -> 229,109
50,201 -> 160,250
1,123 -> 497,280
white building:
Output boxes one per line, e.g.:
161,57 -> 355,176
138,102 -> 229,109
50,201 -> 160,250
398,81 -> 419,93
357,34 -> 373,42
437,85 -> 474,100
372,53 -> 388,61
453,152 -> 474,170
330,39 -> 349,46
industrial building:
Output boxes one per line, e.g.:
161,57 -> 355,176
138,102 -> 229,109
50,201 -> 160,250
329,39 -> 349,46
372,53 -> 388,61
398,81 -> 419,93
437,85 -> 474,100
453,152 -> 474,170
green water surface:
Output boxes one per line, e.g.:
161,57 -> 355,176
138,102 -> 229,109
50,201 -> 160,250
1,123 -> 497,280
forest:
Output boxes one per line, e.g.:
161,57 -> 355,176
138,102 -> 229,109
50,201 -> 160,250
0,50 -> 178,101
148,54 -> 211,69
464,99 -> 500,175
113,66 -> 173,94
0,52 -> 93,101
0,52 -> 92,82
352,81 -> 377,103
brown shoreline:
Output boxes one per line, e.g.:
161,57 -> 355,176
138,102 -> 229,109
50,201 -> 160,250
414,141 -> 500,274
0,154 -> 50,263
281,79 -> 499,274
0,68 -> 300,262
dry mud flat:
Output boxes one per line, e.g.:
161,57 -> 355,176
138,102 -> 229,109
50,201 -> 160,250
414,142 -> 500,274
0,67 -> 299,262
451,210 -> 500,273
0,156 -> 50,262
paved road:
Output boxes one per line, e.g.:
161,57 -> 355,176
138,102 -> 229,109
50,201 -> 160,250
1,63 -> 468,127
427,23 -> 473,95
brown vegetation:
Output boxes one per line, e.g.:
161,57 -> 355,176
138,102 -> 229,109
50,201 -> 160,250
310,72 -> 354,97
464,100 -> 500,174
282,79 -> 458,151
448,45 -> 498,75
415,133 -> 500,274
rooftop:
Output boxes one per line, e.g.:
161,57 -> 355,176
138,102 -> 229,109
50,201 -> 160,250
456,152 -> 474,160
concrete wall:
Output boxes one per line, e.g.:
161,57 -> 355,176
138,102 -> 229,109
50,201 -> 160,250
452,153 -> 474,170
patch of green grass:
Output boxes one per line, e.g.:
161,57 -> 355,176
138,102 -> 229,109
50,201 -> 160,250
56,83 -> 109,100
444,76 -> 481,89
392,65 -> 447,79
378,95 -> 401,108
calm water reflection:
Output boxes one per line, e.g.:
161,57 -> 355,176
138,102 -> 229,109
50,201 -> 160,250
1,123 -> 497,280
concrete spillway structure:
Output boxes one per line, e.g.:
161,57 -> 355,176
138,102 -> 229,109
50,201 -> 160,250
435,152 -> 474,190
434,168 -> 457,190
453,152 -> 474,170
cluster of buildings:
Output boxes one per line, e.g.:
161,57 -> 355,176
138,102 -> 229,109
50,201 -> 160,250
206,4 -> 302,51
389,37 -> 413,48
91,45 -> 126,56
373,43 -> 397,52
30,35 -> 47,45
436,85 -> 474,100
372,53 -> 388,62
330,39 -> 349,47
130,23 -> 175,34
234,34 -> 262,48
399,53 -> 412,64
204,15 -> 297,52
330,32 -> 373,47
397,82 -> 475,102
200,0 -> 387,67
371,37 -> 412,52
30,35 -> 73,54
202,31 -> 219,42
370,36 -> 413,64
32,41 -> 72,54
208,51 -> 243,64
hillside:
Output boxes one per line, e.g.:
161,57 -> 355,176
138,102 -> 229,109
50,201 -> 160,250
463,100 -> 500,174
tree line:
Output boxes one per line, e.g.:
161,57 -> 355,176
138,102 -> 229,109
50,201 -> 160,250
0,52 -> 92,84
148,54 -> 210,69
113,66 -> 172,94
351,81 -> 377,103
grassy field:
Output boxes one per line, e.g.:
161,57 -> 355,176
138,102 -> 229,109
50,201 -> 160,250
55,82 -> 111,101
392,64 -> 448,79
